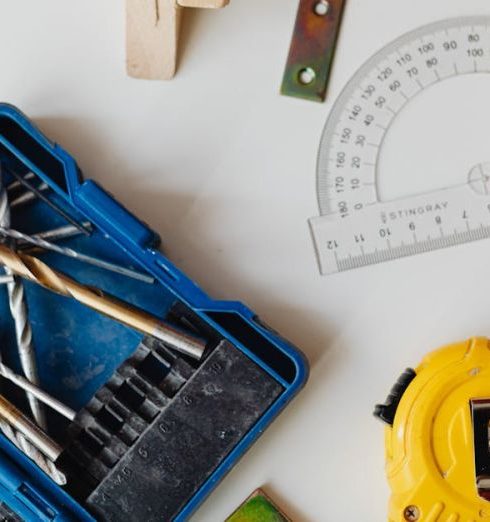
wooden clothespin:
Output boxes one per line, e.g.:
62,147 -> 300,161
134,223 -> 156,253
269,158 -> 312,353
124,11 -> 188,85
126,0 -> 229,80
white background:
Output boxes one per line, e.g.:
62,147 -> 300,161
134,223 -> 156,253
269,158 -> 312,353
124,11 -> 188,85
2,1 -> 490,520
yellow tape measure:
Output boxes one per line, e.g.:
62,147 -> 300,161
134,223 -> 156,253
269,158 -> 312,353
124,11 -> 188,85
374,338 -> 490,521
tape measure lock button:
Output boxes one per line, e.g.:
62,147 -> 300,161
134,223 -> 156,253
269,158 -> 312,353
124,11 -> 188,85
374,368 -> 416,425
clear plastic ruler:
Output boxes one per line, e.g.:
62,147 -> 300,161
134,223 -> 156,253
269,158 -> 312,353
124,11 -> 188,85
310,17 -> 490,275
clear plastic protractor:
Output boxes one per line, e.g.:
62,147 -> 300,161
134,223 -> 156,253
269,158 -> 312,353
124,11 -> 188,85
317,17 -> 490,217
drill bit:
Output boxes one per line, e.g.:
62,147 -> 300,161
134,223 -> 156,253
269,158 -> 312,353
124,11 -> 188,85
0,363 -> 76,421
0,419 -> 65,484
11,182 -> 49,208
7,172 -> 36,192
0,226 -> 155,283
8,169 -> 91,236
16,222 -> 92,254
0,350 -> 64,481
0,393 -> 62,461
30,222 -> 92,243
0,244 -> 206,360
0,173 -> 62,483
0,177 -> 47,429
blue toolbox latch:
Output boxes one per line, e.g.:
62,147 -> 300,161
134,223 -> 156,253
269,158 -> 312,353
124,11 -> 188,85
73,180 -> 160,249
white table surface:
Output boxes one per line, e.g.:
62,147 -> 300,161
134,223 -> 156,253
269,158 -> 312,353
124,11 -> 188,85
2,1 -> 490,520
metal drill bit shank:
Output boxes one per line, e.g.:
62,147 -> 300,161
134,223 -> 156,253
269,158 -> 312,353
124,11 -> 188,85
0,363 -> 76,421
7,172 -> 37,192
30,222 -> 92,243
0,244 -> 206,360
11,182 -> 48,208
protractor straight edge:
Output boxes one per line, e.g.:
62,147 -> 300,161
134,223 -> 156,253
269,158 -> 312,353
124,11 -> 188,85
310,16 -> 490,275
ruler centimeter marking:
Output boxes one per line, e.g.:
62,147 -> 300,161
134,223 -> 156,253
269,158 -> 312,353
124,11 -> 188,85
337,226 -> 490,271
310,17 -> 490,275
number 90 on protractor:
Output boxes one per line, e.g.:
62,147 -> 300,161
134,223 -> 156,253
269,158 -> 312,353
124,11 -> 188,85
310,17 -> 490,275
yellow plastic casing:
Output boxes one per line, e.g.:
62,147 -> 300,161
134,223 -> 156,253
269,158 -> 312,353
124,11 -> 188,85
386,337 -> 490,521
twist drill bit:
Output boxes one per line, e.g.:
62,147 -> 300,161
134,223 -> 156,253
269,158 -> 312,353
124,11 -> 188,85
0,175 -> 62,483
0,244 -> 206,360
0,226 -> 155,283
0,326 -> 62,482
0,177 -> 47,429
0,363 -> 76,421
0,393 -> 62,462
0,420 -> 65,484
17,432 -> 66,484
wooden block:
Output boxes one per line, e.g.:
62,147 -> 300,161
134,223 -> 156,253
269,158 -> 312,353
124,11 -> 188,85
126,0 -> 230,80
177,0 -> 229,7
126,0 -> 183,80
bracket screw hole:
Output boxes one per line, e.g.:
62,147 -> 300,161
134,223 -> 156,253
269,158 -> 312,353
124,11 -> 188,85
298,67 -> 316,85
313,0 -> 330,16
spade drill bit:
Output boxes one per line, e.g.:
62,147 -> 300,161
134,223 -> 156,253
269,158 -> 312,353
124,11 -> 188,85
0,244 -> 206,360
0,175 -> 46,429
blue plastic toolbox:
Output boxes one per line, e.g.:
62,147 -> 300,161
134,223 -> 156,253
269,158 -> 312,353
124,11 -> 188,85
0,104 -> 308,521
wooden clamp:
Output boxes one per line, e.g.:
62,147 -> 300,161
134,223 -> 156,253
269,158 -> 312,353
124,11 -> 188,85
126,0 -> 229,80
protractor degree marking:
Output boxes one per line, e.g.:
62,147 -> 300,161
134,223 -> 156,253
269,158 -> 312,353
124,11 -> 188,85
313,17 -> 490,274
317,18 -> 490,216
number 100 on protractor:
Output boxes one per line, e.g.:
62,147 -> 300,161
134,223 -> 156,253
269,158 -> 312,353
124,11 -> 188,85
310,17 -> 490,275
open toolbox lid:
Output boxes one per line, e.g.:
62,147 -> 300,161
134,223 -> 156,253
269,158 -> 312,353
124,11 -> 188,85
0,104 -> 308,521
